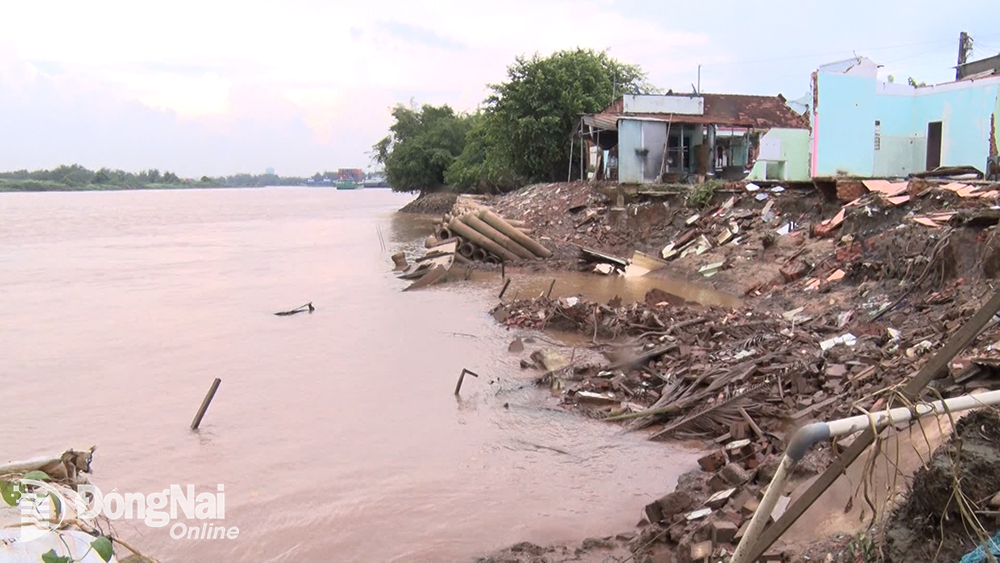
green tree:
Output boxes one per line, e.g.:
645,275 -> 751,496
93,168 -> 112,184
372,103 -> 473,192
444,112 -> 517,193
163,171 -> 179,183
451,48 -> 653,190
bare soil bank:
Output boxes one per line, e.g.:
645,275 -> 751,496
451,178 -> 1000,562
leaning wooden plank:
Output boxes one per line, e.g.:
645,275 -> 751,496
738,407 -> 765,440
403,263 -> 449,291
424,240 -> 459,256
576,245 -> 628,269
745,288 -> 1000,562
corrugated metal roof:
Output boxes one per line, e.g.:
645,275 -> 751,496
583,113 -> 619,130
583,93 -> 810,131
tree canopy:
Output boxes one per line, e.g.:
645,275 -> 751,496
479,48 -> 652,185
372,104 -> 473,192
378,48 -> 654,193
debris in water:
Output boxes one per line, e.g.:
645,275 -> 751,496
274,302 -> 315,316
454,368 -> 479,396
391,251 -> 408,271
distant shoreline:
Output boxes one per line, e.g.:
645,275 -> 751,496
0,183 -> 230,193
0,183 -> 392,193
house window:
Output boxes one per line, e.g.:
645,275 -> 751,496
874,120 -> 881,151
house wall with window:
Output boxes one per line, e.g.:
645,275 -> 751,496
812,57 -> 1000,179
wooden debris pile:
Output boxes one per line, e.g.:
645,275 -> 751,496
491,290 -> 1000,562
493,290 -> 1000,442
493,294 -> 821,441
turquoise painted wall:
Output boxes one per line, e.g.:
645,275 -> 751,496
814,73 -> 876,177
815,72 -> 1000,177
995,90 -> 1000,156
913,83 -> 1000,170
873,92 -> 922,176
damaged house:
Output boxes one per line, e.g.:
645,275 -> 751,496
811,56 -> 1000,180
581,93 -> 811,184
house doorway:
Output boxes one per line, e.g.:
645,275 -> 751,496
926,121 -> 942,171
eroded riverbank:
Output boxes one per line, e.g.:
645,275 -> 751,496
0,188 -> 700,562
400,178 -> 1000,563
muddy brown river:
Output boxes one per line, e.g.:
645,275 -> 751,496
0,188 -> 699,563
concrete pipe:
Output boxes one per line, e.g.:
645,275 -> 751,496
437,226 -> 452,241
448,217 -> 520,262
460,213 -> 535,260
424,235 -> 439,248
484,254 -> 502,265
472,248 -> 488,262
478,210 -> 551,258
458,241 -> 477,259
507,219 -> 526,228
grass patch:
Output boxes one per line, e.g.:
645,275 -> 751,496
686,179 -> 725,208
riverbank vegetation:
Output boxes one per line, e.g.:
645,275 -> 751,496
373,48 -> 655,194
0,164 -> 321,192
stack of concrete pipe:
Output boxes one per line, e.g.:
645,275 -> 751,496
426,207 -> 551,264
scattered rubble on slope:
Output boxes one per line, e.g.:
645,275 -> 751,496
885,409 -> 1000,563
393,176 -> 1000,560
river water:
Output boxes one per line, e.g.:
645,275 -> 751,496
0,188 -> 698,563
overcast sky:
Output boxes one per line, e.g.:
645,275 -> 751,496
1,1 -> 998,177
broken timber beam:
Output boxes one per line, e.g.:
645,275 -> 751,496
744,288 -> 1000,562
738,407 -> 764,440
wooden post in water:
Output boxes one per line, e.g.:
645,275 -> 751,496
191,378 -> 222,430
499,278 -> 512,300
454,369 -> 479,396
546,279 -> 556,298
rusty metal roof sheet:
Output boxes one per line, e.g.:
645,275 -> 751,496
585,94 -> 810,131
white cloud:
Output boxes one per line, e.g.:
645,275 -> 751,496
7,0 -> 988,175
